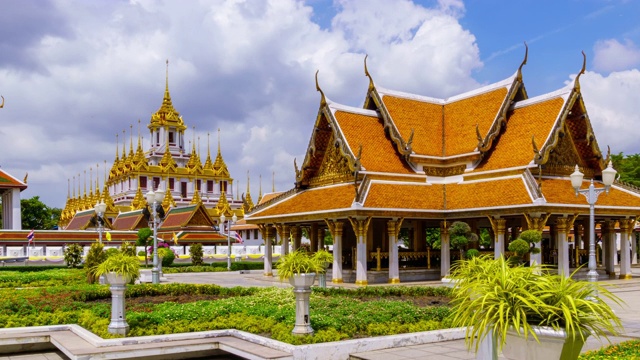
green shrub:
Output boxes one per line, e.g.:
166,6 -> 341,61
63,244 -> 83,268
84,243 -> 106,284
466,249 -> 479,259
159,248 -> 175,267
105,248 -> 120,258
190,244 -> 203,266
120,242 -> 137,257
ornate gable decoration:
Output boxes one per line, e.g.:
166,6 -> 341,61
296,72 -> 362,189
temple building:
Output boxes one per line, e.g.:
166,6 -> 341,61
59,63 -> 244,229
245,50 -> 640,284
0,169 -> 27,230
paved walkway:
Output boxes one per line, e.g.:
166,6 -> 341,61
4,267 -> 640,359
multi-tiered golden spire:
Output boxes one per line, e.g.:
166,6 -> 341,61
204,132 -> 214,170
149,60 -> 185,129
213,128 -> 230,177
243,170 -> 254,212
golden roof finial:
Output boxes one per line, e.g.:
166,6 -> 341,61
573,50 -> 587,90
315,70 -> 327,107
517,42 -> 528,79
115,133 -> 119,162
0,95 -> 4,108
95,163 -> 101,203
149,59 -> 184,129
89,166 -> 94,200
364,54 -> 375,91
129,124 -> 134,157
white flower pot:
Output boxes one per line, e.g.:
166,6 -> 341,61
290,273 -> 316,335
289,273 -> 316,288
502,326 -> 587,360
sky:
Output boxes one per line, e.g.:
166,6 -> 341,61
1,0 -> 639,209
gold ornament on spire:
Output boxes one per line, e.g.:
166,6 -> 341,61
149,60 -> 185,131
204,132 -> 214,170
213,128 -> 230,177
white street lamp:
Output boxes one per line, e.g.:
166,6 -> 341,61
570,162 -> 616,293
146,188 -> 165,284
94,201 -> 107,243
219,213 -> 238,271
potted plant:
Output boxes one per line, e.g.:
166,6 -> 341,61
448,255 -> 622,360
92,253 -> 141,335
276,250 -> 332,335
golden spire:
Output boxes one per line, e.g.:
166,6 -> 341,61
162,187 -> 176,210
77,173 -> 81,211
89,167 -> 94,205
204,132 -> 214,170
134,119 -> 146,168
126,124 -> 134,169
272,171 -> 275,192
95,163 -> 101,204
131,186 -> 147,210
83,170 -> 88,210
190,185 -> 202,204
258,174 -> 262,203
160,126 -> 177,171
244,170 -> 254,212
213,128 -> 230,177
216,190 -> 232,216
110,133 -> 120,179
149,60 -> 185,130
120,129 -> 127,171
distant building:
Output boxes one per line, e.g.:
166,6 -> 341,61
0,168 -> 27,230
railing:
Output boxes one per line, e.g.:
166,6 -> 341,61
369,248 -> 437,270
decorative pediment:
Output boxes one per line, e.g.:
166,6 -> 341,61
308,133 -> 355,187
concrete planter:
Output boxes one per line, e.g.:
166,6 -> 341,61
290,273 -> 316,335
502,326 -> 587,360
105,273 -> 131,335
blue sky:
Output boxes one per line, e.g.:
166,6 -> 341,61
0,0 -> 639,208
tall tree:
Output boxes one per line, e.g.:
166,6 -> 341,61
21,196 -> 60,230
611,152 -> 640,187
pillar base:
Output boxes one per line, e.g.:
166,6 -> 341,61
264,272 -> 273,277
619,274 -> 633,280
331,278 -> 343,284
609,273 -> 617,279
355,280 -> 368,286
388,278 -> 400,284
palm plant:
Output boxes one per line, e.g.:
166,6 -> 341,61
448,255 -> 622,355
276,250 -> 329,281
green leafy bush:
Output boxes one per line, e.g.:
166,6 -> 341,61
189,244 -> 203,266
63,244 -> 83,268
159,248 -> 175,267
120,242 -> 137,257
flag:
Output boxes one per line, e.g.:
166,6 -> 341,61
173,232 -> 179,245
106,232 -> 112,241
234,232 -> 243,244
26,230 -> 35,244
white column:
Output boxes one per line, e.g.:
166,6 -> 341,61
1,192 -> 11,230
263,225 -> 274,277
633,225 -> 638,265
489,217 -> 506,259
556,217 -> 570,277
349,217 -> 371,286
440,221 -> 450,278
329,221 -> 344,284
387,219 -> 401,284
619,219 -> 632,279
282,225 -> 290,256
11,188 -> 21,230
603,220 -> 616,278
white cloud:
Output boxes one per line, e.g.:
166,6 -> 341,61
593,39 -> 640,73
0,0 -> 483,207
580,69 -> 640,154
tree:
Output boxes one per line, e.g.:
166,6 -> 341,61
449,221 -> 478,260
20,196 -> 61,230
63,244 -> 84,268
612,152 -> 640,187
136,228 -> 153,266
190,243 -> 203,266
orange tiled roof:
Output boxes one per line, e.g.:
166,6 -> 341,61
160,205 -> 198,229
258,192 -> 282,205
364,183 -> 444,210
112,210 -> 145,231
251,184 -> 356,217
334,110 -> 413,174
65,210 -> 95,230
542,178 -> 640,208
445,177 -> 533,209
475,97 -> 564,171
381,95 -> 443,156
444,88 -> 508,155
0,169 -> 27,190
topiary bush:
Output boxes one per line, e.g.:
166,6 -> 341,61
63,244 -> 84,268
159,248 -> 175,267
190,243 -> 203,266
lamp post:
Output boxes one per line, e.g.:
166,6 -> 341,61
146,188 -> 165,284
94,201 -> 107,243
220,213 -> 238,271
570,162 -> 617,290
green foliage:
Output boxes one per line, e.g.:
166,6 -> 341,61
276,250 -> 324,280
509,230 -> 543,260
425,227 -> 441,249
611,152 -> 640,187
189,244 -> 204,266
508,239 -> 530,257
104,248 -> 120,258
63,244 -> 84,268
449,221 -> 477,258
312,250 -> 334,271
137,228 -> 153,266
92,253 -> 140,280
120,242 -> 137,257
20,196 -> 61,230
465,249 -> 479,259
84,243 -> 106,284
159,248 -> 175,267
448,255 -> 623,354
0,269 -> 85,288
479,228 -> 491,248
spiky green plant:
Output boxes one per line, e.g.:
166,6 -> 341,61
92,253 -> 140,280
276,250 -> 324,281
448,255 -> 623,354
